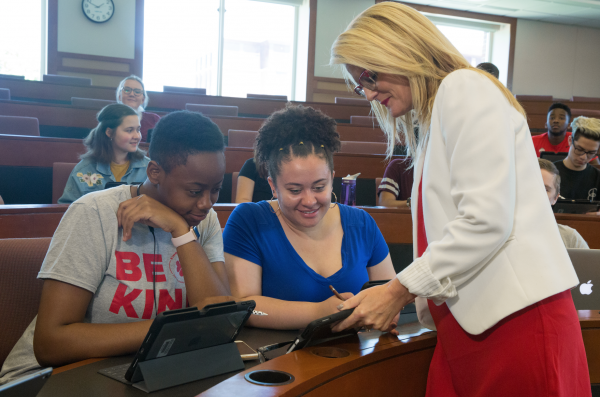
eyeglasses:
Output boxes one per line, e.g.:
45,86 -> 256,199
353,69 -> 378,97
572,143 -> 598,158
122,86 -> 143,96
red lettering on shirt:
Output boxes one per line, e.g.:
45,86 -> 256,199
158,289 -> 183,313
142,289 -> 155,319
142,254 -> 166,282
109,283 -> 142,318
115,251 -> 142,281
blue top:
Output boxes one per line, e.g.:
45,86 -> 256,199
223,201 -> 389,302
58,157 -> 150,204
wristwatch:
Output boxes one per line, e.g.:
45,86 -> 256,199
171,226 -> 200,248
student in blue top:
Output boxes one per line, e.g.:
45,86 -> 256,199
224,105 -> 397,330
58,104 -> 150,204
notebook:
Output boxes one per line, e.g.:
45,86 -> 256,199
568,249 -> 600,310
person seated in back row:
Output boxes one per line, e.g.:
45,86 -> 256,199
532,103 -> 572,157
538,158 -> 589,248
235,158 -> 272,203
116,75 -> 161,142
223,105 -> 397,330
58,104 -> 149,204
377,158 -> 413,207
0,111 -> 230,384
554,116 -> 600,202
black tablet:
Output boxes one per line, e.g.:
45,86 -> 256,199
0,368 -> 52,397
287,308 -> 356,353
553,199 -> 600,214
125,300 -> 255,382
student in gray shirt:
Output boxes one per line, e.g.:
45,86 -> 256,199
0,111 -> 232,384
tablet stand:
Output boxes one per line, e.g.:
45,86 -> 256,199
132,342 -> 244,393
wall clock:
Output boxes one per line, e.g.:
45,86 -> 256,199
82,0 -> 114,23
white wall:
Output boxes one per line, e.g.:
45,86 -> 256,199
512,19 -> 600,99
314,0 -> 374,79
57,0 -> 136,59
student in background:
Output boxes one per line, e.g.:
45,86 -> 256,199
235,158 -> 273,203
116,75 -> 160,142
58,104 -> 149,204
377,158 -> 413,207
476,62 -> 499,79
0,111 -> 230,384
538,159 -> 589,248
224,105 -> 396,330
532,103 -> 572,157
554,116 -> 600,201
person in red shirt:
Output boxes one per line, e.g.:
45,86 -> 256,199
531,103 -> 571,157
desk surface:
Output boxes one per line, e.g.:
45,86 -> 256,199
36,323 -> 435,397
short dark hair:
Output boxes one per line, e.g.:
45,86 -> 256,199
149,110 -> 224,173
548,103 -> 571,120
81,103 -> 145,164
476,62 -> 499,79
254,104 -> 341,183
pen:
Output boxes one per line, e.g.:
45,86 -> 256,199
329,285 -> 347,301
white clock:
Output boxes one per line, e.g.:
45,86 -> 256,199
82,0 -> 114,23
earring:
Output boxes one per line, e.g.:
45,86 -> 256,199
330,191 -> 338,208
269,193 -> 281,216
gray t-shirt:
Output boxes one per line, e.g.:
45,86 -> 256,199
558,224 -> 589,249
0,185 -> 224,384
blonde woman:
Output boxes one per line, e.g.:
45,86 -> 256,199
330,3 -> 590,396
116,75 -> 160,142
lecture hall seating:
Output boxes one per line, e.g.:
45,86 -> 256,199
71,97 -> 116,110
185,103 -> 240,117
164,86 -> 207,95
247,93 -> 287,101
0,115 -> 40,136
335,97 -> 370,107
572,96 -> 600,103
0,88 -> 9,100
572,109 -> 600,118
0,238 -> 51,366
227,130 -> 258,148
350,115 -> 379,127
340,141 -> 388,155
43,74 -> 92,86
52,162 -> 77,204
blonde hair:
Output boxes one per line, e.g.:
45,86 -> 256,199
571,116 -> 600,141
330,2 -> 525,159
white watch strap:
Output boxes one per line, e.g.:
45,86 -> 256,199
171,226 -> 200,248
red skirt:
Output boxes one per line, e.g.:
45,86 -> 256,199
416,178 -> 591,397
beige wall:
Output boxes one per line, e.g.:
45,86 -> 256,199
314,0 -> 375,79
512,19 -> 600,99
57,0 -> 136,59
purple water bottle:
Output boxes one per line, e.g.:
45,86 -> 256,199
340,173 -> 360,206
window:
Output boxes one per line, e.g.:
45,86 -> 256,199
144,0 -> 300,99
425,14 -> 510,86
0,0 -> 45,80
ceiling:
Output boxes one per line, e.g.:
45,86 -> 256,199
402,0 -> 600,28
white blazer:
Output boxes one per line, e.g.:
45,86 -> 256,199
396,69 -> 579,335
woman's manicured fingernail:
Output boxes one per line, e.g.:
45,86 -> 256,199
337,304 -> 344,310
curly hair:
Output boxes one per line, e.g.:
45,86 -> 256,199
81,103 -> 145,164
572,116 -> 600,142
254,104 -> 341,183
149,110 -> 224,173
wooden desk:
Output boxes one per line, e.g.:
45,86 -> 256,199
0,205 -> 411,242
35,311 -> 600,396
37,323 -> 435,397
0,78 -> 372,121
0,100 -> 386,142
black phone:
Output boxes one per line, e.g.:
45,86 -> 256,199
287,308 -> 356,353
360,279 -> 390,290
